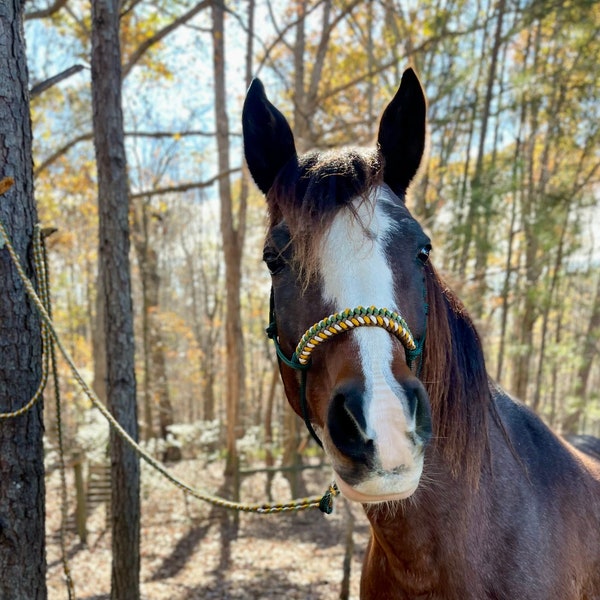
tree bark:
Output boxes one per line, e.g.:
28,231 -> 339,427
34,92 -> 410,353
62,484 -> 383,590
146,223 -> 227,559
91,1 -> 140,598
0,2 -> 46,598
92,271 -> 107,402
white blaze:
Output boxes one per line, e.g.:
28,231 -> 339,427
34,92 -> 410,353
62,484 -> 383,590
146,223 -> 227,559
318,187 -> 415,472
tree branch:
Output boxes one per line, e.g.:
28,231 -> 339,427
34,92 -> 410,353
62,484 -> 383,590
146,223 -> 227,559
120,0 -> 146,20
34,132 -> 93,177
30,65 -> 85,98
122,0 -> 212,78
25,0 -> 68,20
34,128 -> 235,177
257,0 -> 326,74
128,129 -> 228,139
129,168 -> 242,199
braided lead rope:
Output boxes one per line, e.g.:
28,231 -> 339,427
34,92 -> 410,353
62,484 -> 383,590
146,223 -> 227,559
295,305 -> 417,366
0,200 -> 338,514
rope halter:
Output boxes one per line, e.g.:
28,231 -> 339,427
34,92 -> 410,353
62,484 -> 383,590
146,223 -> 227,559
267,300 -> 426,448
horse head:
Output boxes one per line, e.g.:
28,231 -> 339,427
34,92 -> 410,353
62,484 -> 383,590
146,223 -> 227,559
243,69 -> 433,503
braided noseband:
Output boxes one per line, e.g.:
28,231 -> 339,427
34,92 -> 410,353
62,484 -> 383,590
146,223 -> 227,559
295,305 -> 421,365
267,294 -> 426,448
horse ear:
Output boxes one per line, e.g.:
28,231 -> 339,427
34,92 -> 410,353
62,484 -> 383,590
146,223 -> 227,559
377,68 -> 426,198
242,78 -> 297,195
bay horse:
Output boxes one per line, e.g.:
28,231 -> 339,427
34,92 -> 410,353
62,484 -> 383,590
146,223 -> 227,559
242,68 -> 600,599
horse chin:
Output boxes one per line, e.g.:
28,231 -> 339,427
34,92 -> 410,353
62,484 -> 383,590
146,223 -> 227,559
333,467 -> 422,504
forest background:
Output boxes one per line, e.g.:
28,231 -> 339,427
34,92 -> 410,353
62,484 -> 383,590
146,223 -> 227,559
14,0 -> 600,594
0,0 -> 600,599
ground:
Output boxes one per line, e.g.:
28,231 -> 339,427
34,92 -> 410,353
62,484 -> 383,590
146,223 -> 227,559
46,458 -> 370,599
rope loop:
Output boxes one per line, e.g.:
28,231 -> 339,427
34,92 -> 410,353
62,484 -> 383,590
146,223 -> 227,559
0,223 -> 49,419
0,179 -> 75,597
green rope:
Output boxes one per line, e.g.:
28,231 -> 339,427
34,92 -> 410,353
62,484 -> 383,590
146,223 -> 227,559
0,187 -> 338,516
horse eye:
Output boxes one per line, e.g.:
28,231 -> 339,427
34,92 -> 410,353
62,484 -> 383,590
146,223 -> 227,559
417,244 -> 431,265
263,250 -> 285,275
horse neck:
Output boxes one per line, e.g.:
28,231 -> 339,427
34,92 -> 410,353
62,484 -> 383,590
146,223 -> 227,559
362,467 -> 479,597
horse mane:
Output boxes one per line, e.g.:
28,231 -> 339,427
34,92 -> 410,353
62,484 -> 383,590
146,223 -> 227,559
422,264 -> 491,483
267,148 -> 382,283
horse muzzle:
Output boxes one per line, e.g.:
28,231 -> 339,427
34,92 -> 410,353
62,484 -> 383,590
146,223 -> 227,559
324,376 -> 432,503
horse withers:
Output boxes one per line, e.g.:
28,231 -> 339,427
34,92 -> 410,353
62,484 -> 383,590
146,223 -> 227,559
242,69 -> 600,599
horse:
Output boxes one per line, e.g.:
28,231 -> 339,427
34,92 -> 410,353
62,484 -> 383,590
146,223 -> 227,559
242,68 -> 600,599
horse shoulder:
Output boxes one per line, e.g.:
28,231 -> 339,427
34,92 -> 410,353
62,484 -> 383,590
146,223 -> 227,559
488,390 -> 600,596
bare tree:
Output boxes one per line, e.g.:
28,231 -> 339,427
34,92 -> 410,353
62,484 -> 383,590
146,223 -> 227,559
563,273 -> 600,433
212,0 -> 247,479
131,198 -> 180,460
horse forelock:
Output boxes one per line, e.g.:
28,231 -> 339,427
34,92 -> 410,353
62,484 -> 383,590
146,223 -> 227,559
267,148 -> 382,285
422,266 -> 491,484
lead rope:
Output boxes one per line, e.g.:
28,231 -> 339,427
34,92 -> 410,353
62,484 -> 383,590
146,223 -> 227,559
41,230 -> 76,599
0,177 -> 338,517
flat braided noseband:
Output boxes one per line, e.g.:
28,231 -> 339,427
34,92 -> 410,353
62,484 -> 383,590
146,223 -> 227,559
267,294 -> 426,449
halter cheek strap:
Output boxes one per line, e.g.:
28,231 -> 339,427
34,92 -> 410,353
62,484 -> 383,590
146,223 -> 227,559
267,289 -> 427,449
266,291 -> 319,445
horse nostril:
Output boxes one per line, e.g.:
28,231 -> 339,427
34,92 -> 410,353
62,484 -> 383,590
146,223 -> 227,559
342,390 -> 367,433
328,385 -> 373,461
405,380 -> 432,444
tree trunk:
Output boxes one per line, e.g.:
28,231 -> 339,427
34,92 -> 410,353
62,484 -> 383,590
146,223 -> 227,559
496,92 -> 528,384
293,2 -> 308,150
531,218 -> 565,413
92,272 -> 108,402
132,199 -> 180,459
91,1 -> 140,598
282,410 -> 309,498
212,1 -> 246,479
134,203 -> 154,441
0,3 -> 46,598
510,23 -> 542,403
466,0 -> 506,317
456,0 -> 492,279
264,365 -> 278,501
